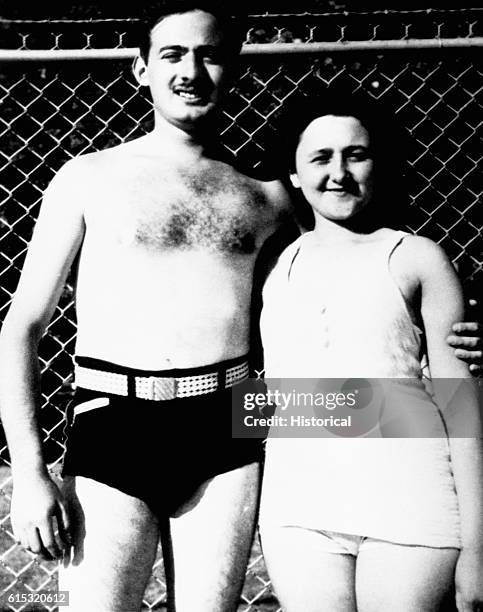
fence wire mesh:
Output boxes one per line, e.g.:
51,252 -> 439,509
0,8 -> 482,611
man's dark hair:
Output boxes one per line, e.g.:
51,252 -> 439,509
138,1 -> 245,62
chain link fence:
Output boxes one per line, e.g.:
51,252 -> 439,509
0,8 -> 482,611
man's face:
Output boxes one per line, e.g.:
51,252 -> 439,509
135,10 -> 231,131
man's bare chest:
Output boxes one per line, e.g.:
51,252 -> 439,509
101,166 -> 272,255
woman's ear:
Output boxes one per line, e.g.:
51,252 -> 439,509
133,55 -> 149,86
290,173 -> 301,189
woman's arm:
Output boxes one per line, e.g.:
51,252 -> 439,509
414,237 -> 483,611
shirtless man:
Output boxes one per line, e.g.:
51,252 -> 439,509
0,2 -> 480,611
0,3 -> 290,610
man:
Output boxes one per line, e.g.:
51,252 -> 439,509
0,3 -> 290,611
0,2 -> 480,611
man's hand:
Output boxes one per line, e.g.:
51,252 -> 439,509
11,472 -> 71,560
455,548 -> 483,612
447,320 -> 483,376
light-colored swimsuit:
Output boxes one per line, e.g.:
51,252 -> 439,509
259,230 -> 461,548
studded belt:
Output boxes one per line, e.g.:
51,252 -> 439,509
74,359 -> 250,401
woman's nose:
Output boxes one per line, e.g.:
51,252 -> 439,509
327,157 -> 347,182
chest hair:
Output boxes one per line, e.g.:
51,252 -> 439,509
131,166 -> 270,255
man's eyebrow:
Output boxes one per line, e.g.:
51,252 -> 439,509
156,45 -> 187,53
156,44 -> 223,53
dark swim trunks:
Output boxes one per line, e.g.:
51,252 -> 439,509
62,355 -> 263,516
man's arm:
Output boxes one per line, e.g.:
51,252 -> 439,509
0,159 -> 86,559
416,238 -> 483,611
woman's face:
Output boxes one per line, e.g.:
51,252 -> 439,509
291,115 -> 375,223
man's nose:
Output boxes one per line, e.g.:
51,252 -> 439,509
179,52 -> 203,80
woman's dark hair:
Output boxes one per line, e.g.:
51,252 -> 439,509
137,1 -> 245,63
281,89 -> 410,229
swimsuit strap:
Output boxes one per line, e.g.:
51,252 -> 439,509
384,229 -> 423,346
386,229 -> 411,265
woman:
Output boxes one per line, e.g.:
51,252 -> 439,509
258,93 -> 483,612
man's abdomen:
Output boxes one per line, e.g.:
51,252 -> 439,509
74,247 -> 254,369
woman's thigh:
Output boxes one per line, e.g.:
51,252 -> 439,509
260,525 -> 357,612
356,542 -> 459,612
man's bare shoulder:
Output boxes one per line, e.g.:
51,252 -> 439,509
43,154 -> 98,206
50,148 -> 115,184
70,137 -> 149,168
46,137 -> 156,202
217,155 -> 292,216
258,177 -> 292,215
44,141 -> 150,217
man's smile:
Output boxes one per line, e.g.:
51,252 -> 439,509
173,85 -> 208,104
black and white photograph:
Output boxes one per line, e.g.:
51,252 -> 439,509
0,1 -> 481,611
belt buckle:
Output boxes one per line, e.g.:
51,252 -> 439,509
149,376 -> 177,401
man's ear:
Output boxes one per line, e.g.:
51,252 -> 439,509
133,55 -> 149,86
289,173 -> 301,189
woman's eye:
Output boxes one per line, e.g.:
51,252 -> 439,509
312,156 -> 330,164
